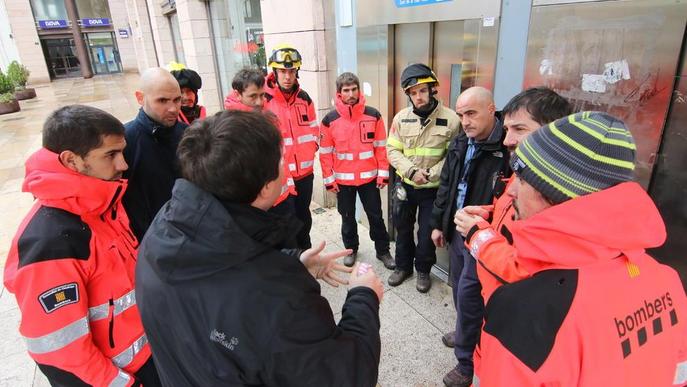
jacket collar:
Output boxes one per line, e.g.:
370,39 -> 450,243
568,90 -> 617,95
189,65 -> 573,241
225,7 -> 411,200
334,93 -> 366,119
22,148 -> 127,216
135,108 -> 185,137
511,182 -> 666,272
265,72 -> 301,105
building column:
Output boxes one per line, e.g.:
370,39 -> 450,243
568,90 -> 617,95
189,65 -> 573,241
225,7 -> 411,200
175,0 -> 221,114
4,0 -> 50,84
64,0 -> 93,78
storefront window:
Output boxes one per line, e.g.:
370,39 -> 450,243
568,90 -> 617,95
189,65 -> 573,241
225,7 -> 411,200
208,0 -> 265,98
168,12 -> 185,64
85,32 -> 122,74
30,0 -> 68,22
75,0 -> 111,19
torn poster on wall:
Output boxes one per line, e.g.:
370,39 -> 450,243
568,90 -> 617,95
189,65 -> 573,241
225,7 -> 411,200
603,59 -> 631,84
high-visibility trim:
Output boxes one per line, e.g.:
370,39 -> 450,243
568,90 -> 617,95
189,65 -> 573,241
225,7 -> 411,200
319,146 -> 334,154
25,316 -> 89,354
335,172 -> 355,180
112,334 -> 148,368
387,136 -> 404,150
286,177 -> 295,186
280,185 -> 288,195
323,175 -> 335,184
469,228 -> 497,260
674,360 -> 687,385
297,134 -> 317,144
300,160 -> 314,169
109,370 -> 131,387
472,374 -> 480,387
360,170 -> 378,179
89,290 -> 136,321
373,139 -> 386,147
288,163 -> 297,172
309,120 -> 319,128
335,152 -> 354,161
378,170 -> 390,178
403,147 -> 445,157
283,138 -> 293,146
359,151 -> 374,160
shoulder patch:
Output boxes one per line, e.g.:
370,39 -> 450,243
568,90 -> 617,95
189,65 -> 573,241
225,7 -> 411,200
297,90 -> 312,104
363,106 -> 382,119
484,269 -> 578,372
38,283 -> 79,313
436,118 -> 448,127
401,118 -> 418,123
321,110 -> 341,127
18,206 -> 92,268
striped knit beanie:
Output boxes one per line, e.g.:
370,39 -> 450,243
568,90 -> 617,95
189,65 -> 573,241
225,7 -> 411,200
510,111 -> 636,204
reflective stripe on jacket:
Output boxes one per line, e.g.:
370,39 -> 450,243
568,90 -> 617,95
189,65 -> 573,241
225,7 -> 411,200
3,148 -> 150,386
320,94 -> 389,187
264,72 -> 318,179
224,93 -> 297,205
386,103 -> 460,188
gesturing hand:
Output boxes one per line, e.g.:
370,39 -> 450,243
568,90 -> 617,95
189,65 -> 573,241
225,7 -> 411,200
300,241 -> 354,287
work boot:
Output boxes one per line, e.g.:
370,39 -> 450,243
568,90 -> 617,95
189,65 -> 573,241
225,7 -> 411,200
441,331 -> 456,348
375,252 -> 396,270
416,272 -> 431,293
343,251 -> 357,267
388,269 -> 412,286
443,367 -> 472,387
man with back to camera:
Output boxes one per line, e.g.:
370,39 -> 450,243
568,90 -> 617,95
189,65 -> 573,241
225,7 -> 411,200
428,86 -> 511,387
453,87 -> 573,304
386,63 -> 461,293
264,44 -> 318,249
319,71 -> 395,269
224,67 -> 297,216
3,105 -> 160,386
122,67 -> 187,241
466,111 -> 687,386
135,110 -> 385,386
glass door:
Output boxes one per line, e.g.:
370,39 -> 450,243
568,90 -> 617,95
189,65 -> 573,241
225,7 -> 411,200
85,32 -> 122,74
41,38 -> 81,79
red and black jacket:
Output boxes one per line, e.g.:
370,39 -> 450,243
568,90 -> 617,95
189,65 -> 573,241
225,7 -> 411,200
4,148 -> 150,386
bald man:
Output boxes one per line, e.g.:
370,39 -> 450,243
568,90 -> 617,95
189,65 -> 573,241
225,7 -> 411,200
429,87 -> 511,387
123,67 -> 187,240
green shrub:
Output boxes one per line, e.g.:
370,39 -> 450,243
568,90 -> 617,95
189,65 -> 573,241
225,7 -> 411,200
0,70 -> 15,94
0,92 -> 16,104
7,61 -> 30,89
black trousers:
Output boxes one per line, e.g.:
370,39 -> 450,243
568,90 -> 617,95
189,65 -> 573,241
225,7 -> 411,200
337,181 -> 390,254
294,174 -> 314,249
38,355 -> 161,386
394,183 -> 438,273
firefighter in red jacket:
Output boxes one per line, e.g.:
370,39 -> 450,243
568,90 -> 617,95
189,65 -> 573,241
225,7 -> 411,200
170,62 -> 206,125
264,44 -> 318,249
3,105 -> 160,386
466,111 -> 687,386
319,72 -> 395,269
224,67 -> 296,213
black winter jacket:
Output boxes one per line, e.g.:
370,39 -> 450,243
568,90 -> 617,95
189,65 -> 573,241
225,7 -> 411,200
429,117 -> 511,241
136,179 -> 382,387
122,108 -> 187,240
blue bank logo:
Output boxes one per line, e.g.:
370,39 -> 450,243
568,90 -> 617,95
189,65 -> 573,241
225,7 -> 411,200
395,0 -> 453,8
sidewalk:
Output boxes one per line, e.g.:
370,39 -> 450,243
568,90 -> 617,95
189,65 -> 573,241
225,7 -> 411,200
0,74 -> 457,387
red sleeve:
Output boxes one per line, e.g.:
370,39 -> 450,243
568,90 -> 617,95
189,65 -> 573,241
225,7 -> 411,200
12,260 -> 135,386
466,221 -> 531,303
374,117 -> 389,185
319,122 -> 335,187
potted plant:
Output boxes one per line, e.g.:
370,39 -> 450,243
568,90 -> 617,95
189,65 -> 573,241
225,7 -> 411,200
0,69 -> 20,114
7,61 -> 36,100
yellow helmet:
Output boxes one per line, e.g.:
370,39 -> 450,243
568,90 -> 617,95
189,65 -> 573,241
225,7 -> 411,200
167,61 -> 186,72
268,44 -> 302,69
